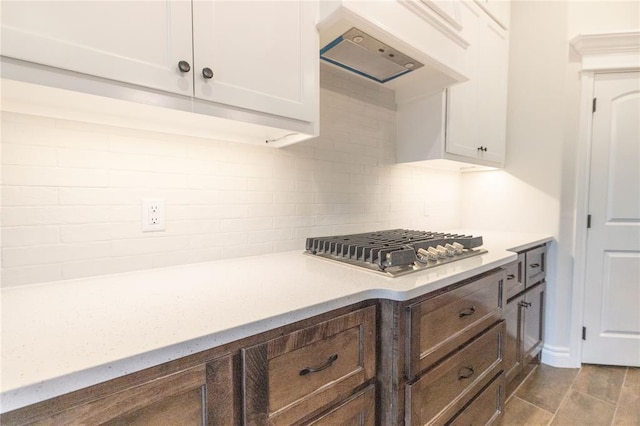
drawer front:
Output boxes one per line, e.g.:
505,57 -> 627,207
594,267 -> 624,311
306,385 -> 375,426
449,372 -> 505,426
243,306 -> 376,425
406,321 -> 505,426
504,254 -> 525,300
525,245 -> 546,286
407,270 -> 503,377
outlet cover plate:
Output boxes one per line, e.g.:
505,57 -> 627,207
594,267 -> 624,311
141,198 -> 165,232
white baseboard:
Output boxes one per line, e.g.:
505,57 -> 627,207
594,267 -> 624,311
541,344 -> 580,368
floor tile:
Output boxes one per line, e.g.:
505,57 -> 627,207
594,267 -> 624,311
515,364 -> 580,413
550,390 -> 616,426
500,396 -> 553,426
613,368 -> 640,426
571,364 -> 626,404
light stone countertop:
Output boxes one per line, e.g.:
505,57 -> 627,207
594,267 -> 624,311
0,231 -> 552,413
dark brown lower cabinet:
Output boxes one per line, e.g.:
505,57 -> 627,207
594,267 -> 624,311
504,281 -> 546,395
406,321 -> 506,425
1,354 -> 237,426
448,372 -> 505,426
241,306 -> 376,425
307,385 -> 375,425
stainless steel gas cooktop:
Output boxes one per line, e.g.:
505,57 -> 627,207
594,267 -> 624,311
305,229 -> 487,277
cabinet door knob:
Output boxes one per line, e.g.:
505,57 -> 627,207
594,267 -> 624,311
178,60 -> 191,73
202,67 -> 214,79
299,354 -> 339,376
458,366 -> 475,380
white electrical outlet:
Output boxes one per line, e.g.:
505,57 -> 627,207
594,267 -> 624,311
141,199 -> 165,232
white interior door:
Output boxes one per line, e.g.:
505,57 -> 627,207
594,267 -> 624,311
582,72 -> 640,366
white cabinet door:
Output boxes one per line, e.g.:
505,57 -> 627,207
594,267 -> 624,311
0,1 -> 193,96
484,0 -> 510,28
446,2 -> 507,165
475,18 -> 508,164
446,2 -> 481,160
192,0 -> 317,123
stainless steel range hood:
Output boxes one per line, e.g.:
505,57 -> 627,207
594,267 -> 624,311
320,27 -> 424,84
318,1 -> 469,102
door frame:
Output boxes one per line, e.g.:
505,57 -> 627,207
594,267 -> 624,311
569,31 -> 640,367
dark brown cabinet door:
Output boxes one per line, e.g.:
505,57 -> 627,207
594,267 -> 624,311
504,295 -> 523,383
522,282 -> 546,364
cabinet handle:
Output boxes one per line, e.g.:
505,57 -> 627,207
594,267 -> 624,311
477,146 -> 488,152
507,274 -> 515,280
458,306 -> 476,318
299,354 -> 338,376
202,67 -> 214,79
530,263 -> 541,268
178,60 -> 191,73
458,366 -> 475,380
519,301 -> 532,308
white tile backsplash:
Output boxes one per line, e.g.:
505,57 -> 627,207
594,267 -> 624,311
1,67 -> 462,287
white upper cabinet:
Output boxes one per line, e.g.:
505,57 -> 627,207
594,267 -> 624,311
1,1 -> 194,96
475,0 -> 511,28
192,1 -> 316,123
0,1 -> 319,146
396,0 -> 509,170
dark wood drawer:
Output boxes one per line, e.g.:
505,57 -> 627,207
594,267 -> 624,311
525,245 -> 546,286
406,320 -> 505,425
448,372 -> 505,426
504,254 -> 525,300
242,306 -> 376,425
406,270 -> 503,378
306,385 -> 375,425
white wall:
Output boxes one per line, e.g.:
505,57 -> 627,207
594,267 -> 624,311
0,65 -> 463,287
461,0 -> 639,367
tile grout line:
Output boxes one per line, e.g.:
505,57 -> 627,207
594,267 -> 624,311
513,394 -> 556,416
546,364 -> 584,425
609,366 -> 628,426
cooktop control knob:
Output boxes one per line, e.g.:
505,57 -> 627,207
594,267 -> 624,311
426,247 -> 439,260
452,242 -> 464,254
435,245 -> 448,258
444,243 -> 456,256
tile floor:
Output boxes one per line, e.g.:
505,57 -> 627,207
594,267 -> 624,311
501,364 -> 640,425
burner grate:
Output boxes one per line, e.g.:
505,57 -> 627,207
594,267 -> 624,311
305,229 -> 485,276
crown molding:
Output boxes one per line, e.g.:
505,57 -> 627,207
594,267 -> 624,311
570,31 -> 640,71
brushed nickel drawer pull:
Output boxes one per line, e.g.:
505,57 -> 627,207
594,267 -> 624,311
458,306 -> 476,318
299,354 -> 339,376
458,366 -> 475,380
507,274 -> 515,280
530,263 -> 541,268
